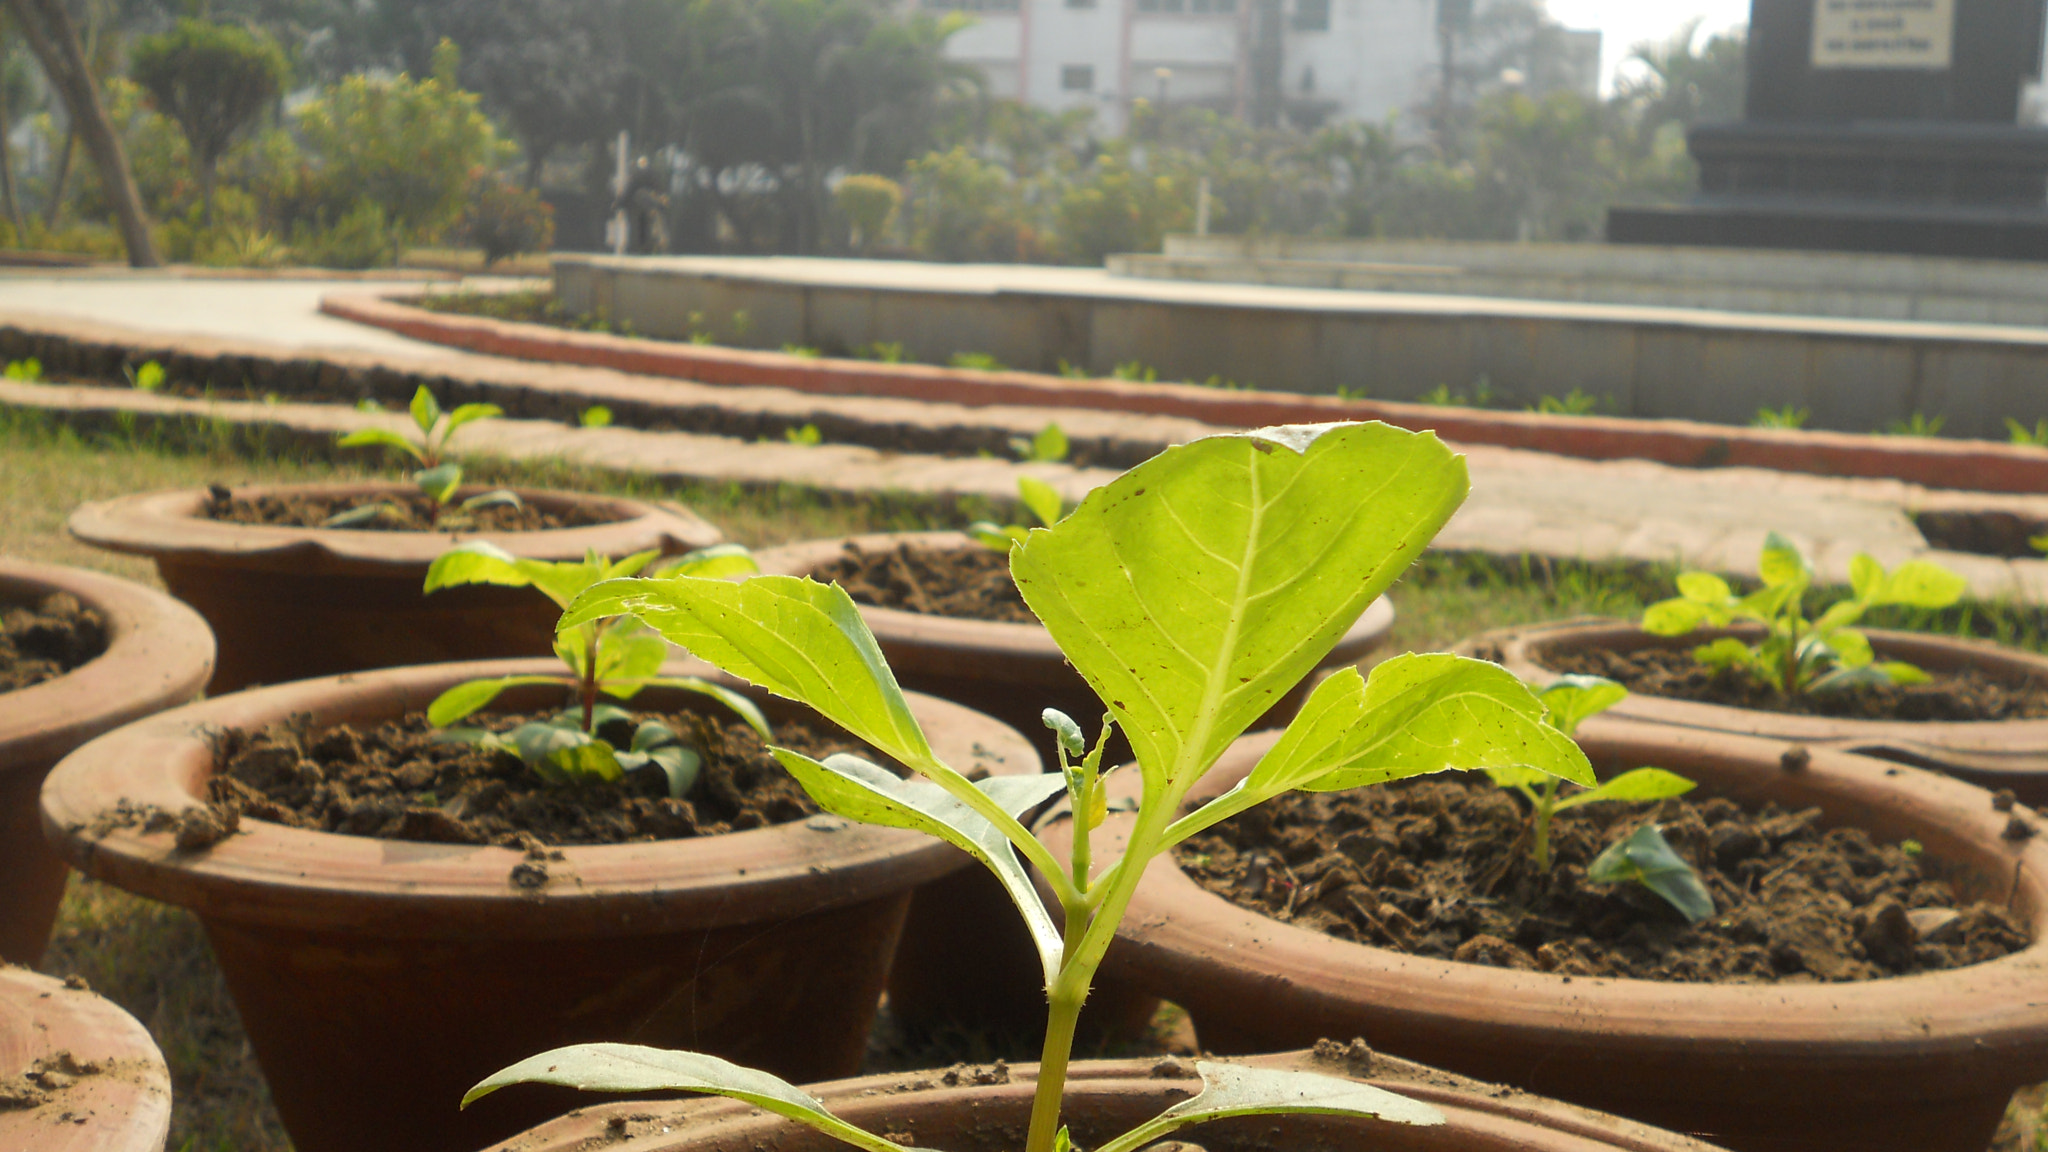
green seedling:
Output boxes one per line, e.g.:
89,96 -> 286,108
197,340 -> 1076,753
968,475 -> 1064,551
1416,377 -> 1495,409
3,357 -> 40,381
126,360 -> 166,392
1587,822 -> 1714,922
730,310 -> 752,338
1752,405 -> 1810,430
1884,412 -> 1945,437
949,351 -> 1004,371
862,341 -> 907,363
1110,359 -> 1156,382
785,423 -> 822,446
331,385 -> 518,526
783,344 -> 823,358
580,406 -> 613,428
1334,384 -> 1370,401
1529,389 -> 1600,416
1055,358 -> 1090,379
690,332 -> 715,346
423,541 -> 768,795
469,420 -> 1594,1152
1485,675 -> 1694,868
1010,422 -> 1068,463
2009,418 -> 2048,447
1642,531 -> 1967,695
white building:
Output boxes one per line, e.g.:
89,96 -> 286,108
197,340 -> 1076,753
921,0 -> 1598,135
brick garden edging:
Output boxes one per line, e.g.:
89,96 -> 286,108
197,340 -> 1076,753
324,290 -> 2048,495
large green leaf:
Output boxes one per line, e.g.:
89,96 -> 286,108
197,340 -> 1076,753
564,574 -> 938,773
772,749 -> 1068,981
1166,657 -> 1591,843
463,1045 -> 910,1152
1010,423 -> 1468,796
1091,1062 -> 1442,1152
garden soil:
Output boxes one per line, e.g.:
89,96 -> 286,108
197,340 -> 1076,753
202,485 -> 617,533
1175,775 -> 2028,983
816,541 -> 1035,624
194,708 -> 871,848
1542,644 -> 2048,722
0,592 -> 105,693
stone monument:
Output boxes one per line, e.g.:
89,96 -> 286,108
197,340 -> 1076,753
1607,0 -> 2048,260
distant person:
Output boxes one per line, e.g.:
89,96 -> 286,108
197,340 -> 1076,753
613,156 -> 670,255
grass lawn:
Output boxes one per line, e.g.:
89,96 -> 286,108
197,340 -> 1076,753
7,409 -> 2046,1151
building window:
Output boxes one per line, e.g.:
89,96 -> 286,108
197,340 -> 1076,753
1061,64 -> 1095,91
922,0 -> 1018,10
1291,0 -> 1328,30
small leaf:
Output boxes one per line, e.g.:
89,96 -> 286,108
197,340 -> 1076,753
1879,660 -> 1931,685
1537,674 -> 1627,739
1825,627 -> 1874,669
410,385 -> 442,435
1091,1061 -> 1441,1152
772,748 -> 1069,982
1875,559 -> 1967,609
969,523 -> 1027,552
460,488 -> 523,512
335,427 -> 421,460
424,541 -> 528,594
1559,767 -> 1696,809
133,361 -> 165,391
415,463 -> 462,504
1042,708 -> 1086,758
595,619 -> 669,694
581,406 -> 614,428
321,502 -> 395,528
464,1045 -> 911,1152
631,721 -> 679,752
1758,532 -> 1811,589
1691,637 -> 1752,669
1033,423 -> 1069,463
443,402 -> 503,435
1587,824 -> 1714,923
427,674 -> 568,727
550,738 -> 624,784
1849,554 -> 1883,601
1018,476 -> 1063,528
655,543 -> 760,580
631,676 -> 774,739
646,745 -> 703,797
1641,598 -> 1711,636
1676,572 -> 1731,604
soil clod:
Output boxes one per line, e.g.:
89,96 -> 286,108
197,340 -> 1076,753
0,591 -> 106,693
203,486 -> 617,533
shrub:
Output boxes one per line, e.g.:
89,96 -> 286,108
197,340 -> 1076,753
461,176 -> 554,266
833,173 -> 902,250
129,19 -> 289,227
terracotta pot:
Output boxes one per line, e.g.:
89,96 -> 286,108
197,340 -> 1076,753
0,558 -> 212,963
1045,716 -> 2048,1152
0,964 -> 172,1152
68,483 -> 722,693
1464,617 -> 2048,804
479,1048 -> 1728,1152
39,658 -> 1037,1152
755,531 -> 1395,1037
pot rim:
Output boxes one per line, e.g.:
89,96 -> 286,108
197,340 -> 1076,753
754,530 -> 1396,667
67,482 -> 724,572
0,558 -> 214,771
1476,617 -> 2048,750
1051,714 -> 2048,1066
0,964 -> 172,1152
39,657 -> 1038,938
483,1048 -> 1728,1152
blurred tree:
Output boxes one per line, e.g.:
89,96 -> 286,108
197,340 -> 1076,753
1616,20 -> 1746,138
130,18 -> 288,225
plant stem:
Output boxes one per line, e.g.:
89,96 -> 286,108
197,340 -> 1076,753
1532,777 -> 1559,869
1026,899 -> 1095,1152
581,624 -> 602,733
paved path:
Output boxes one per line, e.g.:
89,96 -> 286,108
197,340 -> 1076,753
2,274 -> 2045,601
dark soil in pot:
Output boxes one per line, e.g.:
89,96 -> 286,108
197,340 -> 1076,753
1544,644 -> 2048,722
203,484 -> 619,532
817,540 -> 1033,623
0,592 -> 104,692
1175,776 -> 2027,984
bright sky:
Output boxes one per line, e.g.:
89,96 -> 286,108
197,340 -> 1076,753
1544,0 -> 1752,93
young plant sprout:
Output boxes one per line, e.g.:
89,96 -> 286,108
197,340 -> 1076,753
1010,422 -> 1068,463
968,475 -> 1064,551
464,422 -> 1596,1152
1486,675 -> 1694,869
1641,531 -> 1967,696
1588,823 -> 1715,923
423,541 -> 769,796
330,385 -> 519,526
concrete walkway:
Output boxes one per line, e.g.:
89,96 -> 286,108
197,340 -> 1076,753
2,273 -> 2046,601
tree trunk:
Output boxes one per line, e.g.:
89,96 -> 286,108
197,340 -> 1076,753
7,0 -> 159,266
198,152 -> 216,229
44,125 -> 71,226
0,88 -> 22,237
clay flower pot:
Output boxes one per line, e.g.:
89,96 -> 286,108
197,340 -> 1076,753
39,658 -> 1037,1152
68,482 -> 722,693
755,530 -> 1395,1036
478,1048 -> 1728,1152
0,964 -> 172,1152
1465,618 -> 2048,803
1045,716 -> 2048,1152
0,558 -> 213,963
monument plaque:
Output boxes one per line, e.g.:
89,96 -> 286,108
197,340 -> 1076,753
1811,0 -> 1954,70
1608,0 -> 2048,260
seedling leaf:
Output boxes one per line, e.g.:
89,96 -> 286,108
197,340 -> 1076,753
426,674 -> 568,727
1019,476 -> 1063,528
772,748 -> 1069,981
336,428 -> 422,460
1875,560 -> 1967,609
415,463 -> 463,504
1555,767 -> 1695,810
444,402 -> 504,435
1587,823 -> 1714,922
463,1044 -> 913,1152
1758,532 -> 1809,588
1011,422 -> 1468,796
410,385 -> 442,434
654,543 -> 762,580
1091,1062 -> 1442,1152
1538,674 -> 1627,739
